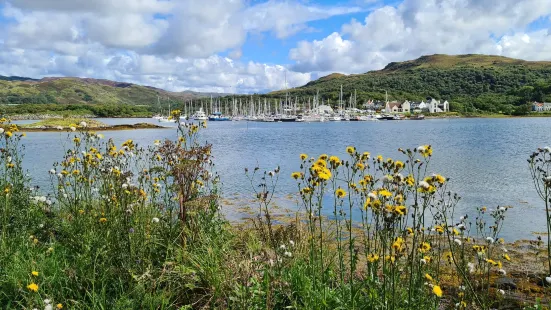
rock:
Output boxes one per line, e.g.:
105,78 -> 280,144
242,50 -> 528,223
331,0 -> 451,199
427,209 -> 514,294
496,277 -> 517,290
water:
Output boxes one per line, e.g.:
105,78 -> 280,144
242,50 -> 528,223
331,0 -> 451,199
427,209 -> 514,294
15,117 -> 551,240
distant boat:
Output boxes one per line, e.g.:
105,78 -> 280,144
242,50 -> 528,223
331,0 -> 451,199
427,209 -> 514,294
158,116 -> 174,123
274,115 -> 297,122
192,108 -> 208,121
329,115 -> 342,121
208,112 -> 230,121
296,115 -> 305,122
409,114 -> 425,120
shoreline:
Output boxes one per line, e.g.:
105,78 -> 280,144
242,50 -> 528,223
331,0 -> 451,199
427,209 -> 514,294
15,123 -> 171,132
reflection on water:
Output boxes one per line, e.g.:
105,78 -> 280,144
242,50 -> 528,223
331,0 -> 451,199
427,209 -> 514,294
16,117 -> 551,239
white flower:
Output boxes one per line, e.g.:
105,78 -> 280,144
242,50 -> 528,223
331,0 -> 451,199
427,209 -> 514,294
0,128 -> 4,134
289,240 -> 295,246
467,262 -> 476,273
486,237 -> 495,244
419,181 -> 430,189
453,239 -> 462,246
279,244 -> 286,250
45,305 -> 53,310
7,156 -> 12,163
70,126 -> 76,132
498,289 -> 505,295
368,192 -> 377,200
43,298 -> 51,304
152,217 -> 160,223
122,183 -> 128,189
417,145 -> 426,152
544,146 -> 551,153
49,169 -> 55,175
420,258 -> 427,264
57,173 -> 63,179
56,126 -> 63,130
458,285 -> 465,291
545,276 -> 551,284
39,196 -> 47,202
46,200 -> 52,206
498,269 -> 506,275
284,251 -> 292,257
39,224 -> 44,228
79,121 -> 87,127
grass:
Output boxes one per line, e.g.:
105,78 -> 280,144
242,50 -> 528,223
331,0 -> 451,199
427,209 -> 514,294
0,114 -> 550,309
22,118 -> 106,128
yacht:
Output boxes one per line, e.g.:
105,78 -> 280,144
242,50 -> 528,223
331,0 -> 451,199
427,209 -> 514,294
192,108 -> 208,121
208,112 -> 230,121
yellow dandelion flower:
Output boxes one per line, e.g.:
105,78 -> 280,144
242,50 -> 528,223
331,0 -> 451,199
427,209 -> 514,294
335,188 -> 346,198
423,255 -> 432,263
99,217 -> 107,223
394,205 -> 407,216
291,172 -> 303,180
314,159 -> 327,168
56,304 -> 63,309
73,137 -> 81,143
392,237 -> 404,252
395,160 -> 404,169
319,154 -> 328,160
503,254 -> 511,261
31,271 -> 39,277
361,152 -> 370,160
433,285 -> 443,297
376,155 -> 383,162
379,189 -> 392,198
419,242 -> 431,253
346,146 -> 355,154
300,153 -> 308,160
367,253 -> 379,263
435,225 -> 444,234
27,283 -> 38,292
425,273 -> 434,282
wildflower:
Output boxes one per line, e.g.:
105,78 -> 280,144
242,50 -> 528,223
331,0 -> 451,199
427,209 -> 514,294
361,152 -> 370,160
432,285 -> 442,297
367,253 -> 379,263
318,154 -> 328,160
392,237 -> 404,252
425,273 -> 434,282
545,276 -> 551,284
300,153 -> 308,160
503,254 -> 511,261
44,299 -> 51,304
49,169 -> 55,175
434,225 -> 444,234
453,239 -> 462,246
378,189 -> 392,198
99,217 -> 107,223
368,192 -> 377,200
335,188 -> 346,198
32,271 -> 39,276
419,180 -> 430,190
417,145 -> 433,157
27,282 -> 38,292
486,237 -> 495,244
356,162 -> 365,170
291,172 -> 302,180
289,240 -> 295,246
406,227 -> 414,235
152,217 -> 160,223
329,155 -> 341,167
284,251 -> 292,258
346,146 -> 355,154
419,242 -> 431,253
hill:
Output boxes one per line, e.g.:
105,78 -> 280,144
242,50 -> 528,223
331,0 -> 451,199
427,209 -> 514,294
0,76 -> 217,106
274,54 -> 551,114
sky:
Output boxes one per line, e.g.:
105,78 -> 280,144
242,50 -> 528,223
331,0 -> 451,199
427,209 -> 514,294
0,0 -> 551,94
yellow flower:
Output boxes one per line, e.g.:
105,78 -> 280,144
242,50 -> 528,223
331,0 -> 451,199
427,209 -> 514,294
394,205 -> 407,216
301,187 -> 313,195
376,155 -> 383,162
367,253 -> 379,263
356,162 -> 365,170
392,237 -> 404,252
435,225 -> 444,234
291,172 -> 303,180
27,283 -> 38,292
418,145 -> 433,157
419,242 -> 431,253
335,188 -> 346,198
78,209 -> 84,214
99,217 -> 107,223
300,153 -> 308,160
31,271 -> 39,277
435,174 -> 446,184
406,227 -> 414,235
318,154 -> 328,160
361,152 -> 370,160
73,137 -> 81,143
433,285 -> 443,297
378,189 -> 392,198
423,255 -> 432,263
503,254 -> 511,261
395,160 -> 404,169
346,146 -> 355,154
425,273 -> 434,282
56,304 -> 63,309
329,155 -> 341,168
314,159 -> 327,168
95,153 -> 102,160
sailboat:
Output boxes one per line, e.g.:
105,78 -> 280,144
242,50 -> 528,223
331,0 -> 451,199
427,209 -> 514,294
158,98 -> 175,123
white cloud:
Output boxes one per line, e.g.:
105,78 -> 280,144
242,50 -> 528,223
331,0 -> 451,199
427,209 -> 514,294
290,0 -> 551,73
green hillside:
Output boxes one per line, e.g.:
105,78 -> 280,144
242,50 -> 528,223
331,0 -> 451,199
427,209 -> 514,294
274,54 -> 551,114
0,77 -> 209,106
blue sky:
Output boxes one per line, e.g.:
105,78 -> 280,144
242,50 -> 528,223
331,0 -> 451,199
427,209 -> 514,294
1,0 -> 551,93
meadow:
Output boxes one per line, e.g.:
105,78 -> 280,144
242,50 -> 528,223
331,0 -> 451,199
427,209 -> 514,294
0,111 -> 550,309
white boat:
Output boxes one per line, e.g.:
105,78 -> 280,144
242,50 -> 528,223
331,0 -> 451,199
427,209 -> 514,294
296,115 -> 305,122
158,116 -> 174,123
152,115 -> 163,120
191,108 -> 208,121
329,115 -> 342,121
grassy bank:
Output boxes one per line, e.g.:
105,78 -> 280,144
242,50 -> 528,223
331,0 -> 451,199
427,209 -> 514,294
0,115 -> 550,309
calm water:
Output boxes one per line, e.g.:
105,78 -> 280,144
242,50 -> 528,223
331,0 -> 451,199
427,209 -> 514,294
15,118 -> 551,240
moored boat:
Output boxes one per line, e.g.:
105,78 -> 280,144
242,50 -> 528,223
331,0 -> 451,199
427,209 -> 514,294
208,112 -> 230,121
409,114 -> 425,120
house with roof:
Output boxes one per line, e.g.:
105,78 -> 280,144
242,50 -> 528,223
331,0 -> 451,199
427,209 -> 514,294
532,101 -> 551,112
